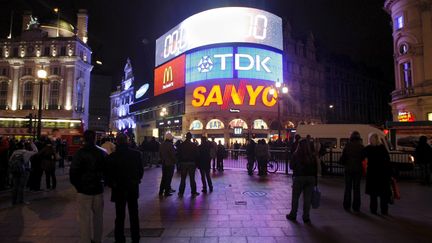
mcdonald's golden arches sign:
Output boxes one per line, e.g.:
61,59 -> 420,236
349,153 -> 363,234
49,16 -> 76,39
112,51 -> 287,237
154,55 -> 185,96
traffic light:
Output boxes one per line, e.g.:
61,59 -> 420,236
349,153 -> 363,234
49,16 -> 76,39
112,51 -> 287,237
25,114 -> 33,133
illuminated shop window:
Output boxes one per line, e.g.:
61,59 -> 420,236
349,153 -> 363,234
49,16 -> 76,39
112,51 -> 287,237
190,120 -> 203,130
206,119 -> 224,129
396,15 -> 404,29
229,119 -> 248,129
253,119 -> 268,129
428,113 -> 432,121
0,81 -> 8,107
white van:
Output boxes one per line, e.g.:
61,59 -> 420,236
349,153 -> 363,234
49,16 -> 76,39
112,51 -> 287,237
295,124 -> 389,152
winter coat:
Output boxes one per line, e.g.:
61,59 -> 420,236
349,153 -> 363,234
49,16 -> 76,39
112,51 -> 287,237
363,144 -> 392,197
177,140 -> 199,165
290,151 -> 317,177
40,145 -> 56,171
216,144 -> 226,159
415,143 -> 432,165
339,140 -> 364,174
105,144 -> 143,202
246,142 -> 256,160
70,144 -> 107,195
255,143 -> 269,161
159,140 -> 177,166
198,141 -> 212,169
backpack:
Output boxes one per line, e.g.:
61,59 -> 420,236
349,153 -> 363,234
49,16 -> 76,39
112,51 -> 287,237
9,152 -> 25,176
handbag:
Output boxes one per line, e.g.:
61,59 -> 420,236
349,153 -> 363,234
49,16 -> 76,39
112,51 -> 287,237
311,185 -> 321,209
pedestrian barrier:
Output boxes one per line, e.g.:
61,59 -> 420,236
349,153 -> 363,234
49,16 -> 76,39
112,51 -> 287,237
224,149 -> 289,174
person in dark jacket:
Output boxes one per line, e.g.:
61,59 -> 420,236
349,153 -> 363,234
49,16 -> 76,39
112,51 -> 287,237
415,136 -> 432,186
40,143 -> 56,190
70,130 -> 107,243
105,133 -> 143,243
177,132 -> 199,197
198,136 -> 213,193
339,131 -> 364,212
159,133 -> 177,196
246,139 -> 256,175
287,139 -> 317,223
216,140 -> 225,172
363,133 -> 392,215
255,139 -> 270,176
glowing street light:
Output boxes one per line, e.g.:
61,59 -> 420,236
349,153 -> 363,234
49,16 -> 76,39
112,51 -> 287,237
36,68 -> 48,139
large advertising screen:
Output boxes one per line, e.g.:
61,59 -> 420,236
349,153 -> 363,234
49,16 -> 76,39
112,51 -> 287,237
185,79 -> 278,114
186,46 -> 282,84
155,7 -> 283,66
154,55 -> 185,96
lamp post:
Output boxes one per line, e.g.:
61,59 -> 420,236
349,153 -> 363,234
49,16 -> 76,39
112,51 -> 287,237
269,82 -> 288,140
36,69 -> 47,139
159,107 -> 168,140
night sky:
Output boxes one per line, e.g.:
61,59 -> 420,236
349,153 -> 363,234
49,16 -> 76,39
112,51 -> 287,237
0,0 -> 394,90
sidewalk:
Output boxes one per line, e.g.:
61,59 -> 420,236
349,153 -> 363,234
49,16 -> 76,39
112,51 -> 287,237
0,167 -> 431,243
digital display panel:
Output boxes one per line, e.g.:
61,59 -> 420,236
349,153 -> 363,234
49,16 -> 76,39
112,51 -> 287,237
185,79 -> 278,114
185,46 -> 282,84
155,7 -> 283,66
154,55 -> 185,96
186,47 -> 233,83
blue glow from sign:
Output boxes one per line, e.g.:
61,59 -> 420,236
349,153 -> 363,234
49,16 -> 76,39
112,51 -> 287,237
237,47 -> 282,81
185,46 -> 282,83
186,47 -> 233,84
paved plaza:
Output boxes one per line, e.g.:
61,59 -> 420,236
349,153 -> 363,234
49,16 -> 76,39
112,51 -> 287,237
0,165 -> 431,243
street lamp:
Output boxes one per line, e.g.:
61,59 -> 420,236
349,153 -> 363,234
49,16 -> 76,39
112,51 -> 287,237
269,81 -> 288,140
159,107 -> 168,140
36,69 -> 47,139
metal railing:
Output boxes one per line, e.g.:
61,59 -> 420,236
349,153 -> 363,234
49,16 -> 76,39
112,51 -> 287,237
224,149 -> 289,174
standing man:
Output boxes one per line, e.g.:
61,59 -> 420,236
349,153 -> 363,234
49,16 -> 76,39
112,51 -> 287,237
210,137 -> 217,171
159,132 -> 177,197
216,140 -> 226,172
70,130 -> 107,243
177,132 -> 199,197
198,136 -> 213,193
415,136 -> 432,186
246,139 -> 256,175
106,133 -> 143,243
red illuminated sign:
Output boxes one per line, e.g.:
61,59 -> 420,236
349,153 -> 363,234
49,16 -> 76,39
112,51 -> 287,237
154,55 -> 185,96
398,111 -> 415,122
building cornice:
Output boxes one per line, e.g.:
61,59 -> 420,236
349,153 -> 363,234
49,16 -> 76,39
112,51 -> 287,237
384,0 -> 398,13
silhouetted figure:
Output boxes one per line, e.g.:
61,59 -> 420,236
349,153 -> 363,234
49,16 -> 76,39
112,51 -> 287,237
287,139 -> 317,223
363,133 -> 392,215
70,130 -> 107,243
210,138 -> 217,171
216,141 -> 225,171
339,131 -> 364,212
246,139 -> 256,175
415,136 -> 432,186
159,133 -> 177,196
106,133 -> 143,243
198,136 -> 213,193
255,139 -> 269,176
177,132 -> 199,197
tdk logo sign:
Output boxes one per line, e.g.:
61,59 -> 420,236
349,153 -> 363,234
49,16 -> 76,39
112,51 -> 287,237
186,46 -> 282,84
198,54 -> 271,73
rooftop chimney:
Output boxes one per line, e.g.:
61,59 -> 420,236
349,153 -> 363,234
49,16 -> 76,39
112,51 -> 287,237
76,9 -> 88,43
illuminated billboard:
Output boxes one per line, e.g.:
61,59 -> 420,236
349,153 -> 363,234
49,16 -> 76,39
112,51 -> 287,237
154,55 -> 185,96
185,79 -> 278,114
186,46 -> 282,83
155,7 -> 283,66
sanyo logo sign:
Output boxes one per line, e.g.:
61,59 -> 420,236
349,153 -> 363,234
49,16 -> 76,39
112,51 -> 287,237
197,53 -> 272,73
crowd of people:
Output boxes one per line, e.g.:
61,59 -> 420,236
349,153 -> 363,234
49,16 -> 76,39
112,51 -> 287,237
0,134 -> 68,205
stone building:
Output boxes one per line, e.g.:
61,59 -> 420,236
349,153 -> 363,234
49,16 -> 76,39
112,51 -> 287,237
385,0 -> 432,122
0,10 -> 92,134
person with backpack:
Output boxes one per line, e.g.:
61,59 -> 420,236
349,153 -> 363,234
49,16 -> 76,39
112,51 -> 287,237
9,140 -> 38,205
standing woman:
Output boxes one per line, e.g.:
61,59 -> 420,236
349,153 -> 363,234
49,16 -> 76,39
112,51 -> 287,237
287,139 -> 317,223
363,133 -> 392,215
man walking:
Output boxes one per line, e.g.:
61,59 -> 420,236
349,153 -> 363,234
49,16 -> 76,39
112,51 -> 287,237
106,133 -> 143,243
70,130 -> 107,243
159,132 -> 177,197
177,132 -> 199,197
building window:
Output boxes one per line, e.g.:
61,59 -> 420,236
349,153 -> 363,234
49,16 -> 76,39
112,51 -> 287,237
0,81 -> 8,108
76,82 -> 83,112
44,47 -> 50,56
23,81 -> 33,108
396,15 -> 404,29
49,81 -> 60,108
229,119 -> 248,129
253,119 -> 268,129
190,120 -> 203,130
401,62 -> 412,88
24,68 -> 33,76
206,119 -> 224,129
1,67 -> 7,76
52,67 -> 60,75
60,46 -> 66,56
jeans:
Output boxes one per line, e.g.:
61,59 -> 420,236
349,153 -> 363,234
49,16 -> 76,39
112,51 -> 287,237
45,169 -> 56,189
115,197 -> 140,243
370,195 -> 388,214
343,171 -> 362,210
159,165 -> 175,194
217,157 -> 224,171
12,172 -> 28,204
199,168 -> 213,191
178,163 -> 197,195
77,193 -> 104,243
420,164 -> 431,185
257,158 -> 267,175
289,176 -> 315,221
247,157 -> 255,174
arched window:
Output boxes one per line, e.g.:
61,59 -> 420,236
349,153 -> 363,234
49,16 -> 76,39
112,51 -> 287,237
189,120 -> 203,130
0,81 -> 8,108
229,119 -> 248,129
206,119 -> 224,129
76,82 -> 83,112
23,81 -> 33,109
253,119 -> 268,129
49,81 -> 60,108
